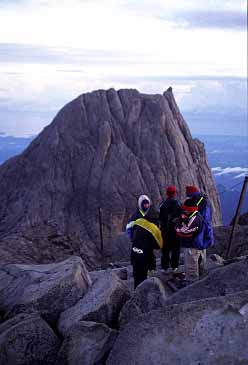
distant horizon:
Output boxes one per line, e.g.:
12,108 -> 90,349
0,0 -> 246,137
0,130 -> 247,139
0,85 -> 247,138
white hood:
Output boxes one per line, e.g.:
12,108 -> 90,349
138,195 -> 151,211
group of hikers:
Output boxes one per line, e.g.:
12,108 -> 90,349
126,185 -> 214,289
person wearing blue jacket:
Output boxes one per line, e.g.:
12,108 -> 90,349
175,199 -> 206,284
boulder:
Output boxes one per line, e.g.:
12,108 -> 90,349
58,271 -> 130,336
119,277 -> 169,328
0,256 -> 91,323
0,313 -> 60,365
55,321 -> 117,365
163,260 -> 248,306
107,290 -> 248,365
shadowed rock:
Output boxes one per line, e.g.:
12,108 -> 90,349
0,256 -> 91,323
55,321 -> 117,365
163,260 -> 248,306
119,277 -> 169,328
0,313 -> 60,365
107,290 -> 248,365
58,271 -> 130,337
0,88 -> 221,268
237,212 -> 248,226
210,225 -> 248,257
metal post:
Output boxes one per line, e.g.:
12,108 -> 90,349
226,176 -> 248,259
98,207 -> 103,253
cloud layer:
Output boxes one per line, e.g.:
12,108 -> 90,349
212,167 -> 248,178
0,0 -> 247,136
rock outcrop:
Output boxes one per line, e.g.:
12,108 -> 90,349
0,256 -> 91,323
0,314 -> 60,365
55,321 -> 117,365
119,276 -> 169,328
0,256 -> 247,364
0,88 -> 221,268
163,259 -> 248,306
58,270 -> 130,336
107,290 -> 248,365
0,256 -> 130,365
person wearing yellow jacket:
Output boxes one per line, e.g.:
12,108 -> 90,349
130,206 -> 163,288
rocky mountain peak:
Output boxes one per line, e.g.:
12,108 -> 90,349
0,88 -> 221,268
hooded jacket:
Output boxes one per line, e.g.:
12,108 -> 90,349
131,207 -> 163,268
126,195 -> 151,240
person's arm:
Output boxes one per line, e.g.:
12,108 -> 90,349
126,211 -> 138,239
176,214 -> 201,238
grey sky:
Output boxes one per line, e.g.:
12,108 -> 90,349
0,0 -> 247,136
164,10 -> 247,29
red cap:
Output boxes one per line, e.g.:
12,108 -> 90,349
166,185 -> 176,196
186,185 -> 199,195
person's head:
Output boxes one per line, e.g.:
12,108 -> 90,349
166,185 -> 176,197
185,185 -> 199,197
138,194 -> 151,213
182,199 -> 199,217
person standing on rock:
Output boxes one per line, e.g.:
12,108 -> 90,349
159,186 -> 182,273
126,195 -> 157,274
175,199 -> 206,285
185,186 -> 213,227
130,206 -> 163,288
126,195 -> 151,239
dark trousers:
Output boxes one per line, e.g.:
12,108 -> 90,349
132,265 -> 148,289
161,229 -> 181,270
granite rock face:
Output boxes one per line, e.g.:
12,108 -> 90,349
0,314 -> 60,365
58,271 -> 130,337
0,88 -> 221,268
119,276 -> 168,328
163,260 -> 248,306
55,321 -> 117,365
107,290 -> 248,365
0,256 -> 91,323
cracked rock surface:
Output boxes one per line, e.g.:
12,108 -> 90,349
0,88 -> 221,269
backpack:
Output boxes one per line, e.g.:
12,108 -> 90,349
196,194 -> 212,225
178,193 -> 214,250
194,213 -> 214,250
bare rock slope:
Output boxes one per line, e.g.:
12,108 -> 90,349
0,88 -> 221,268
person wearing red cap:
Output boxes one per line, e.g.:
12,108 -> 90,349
185,186 -> 212,223
175,199 -> 206,284
159,185 -> 182,273
185,185 -> 214,246
185,186 -> 199,195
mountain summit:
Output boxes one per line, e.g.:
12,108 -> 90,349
0,88 -> 221,268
